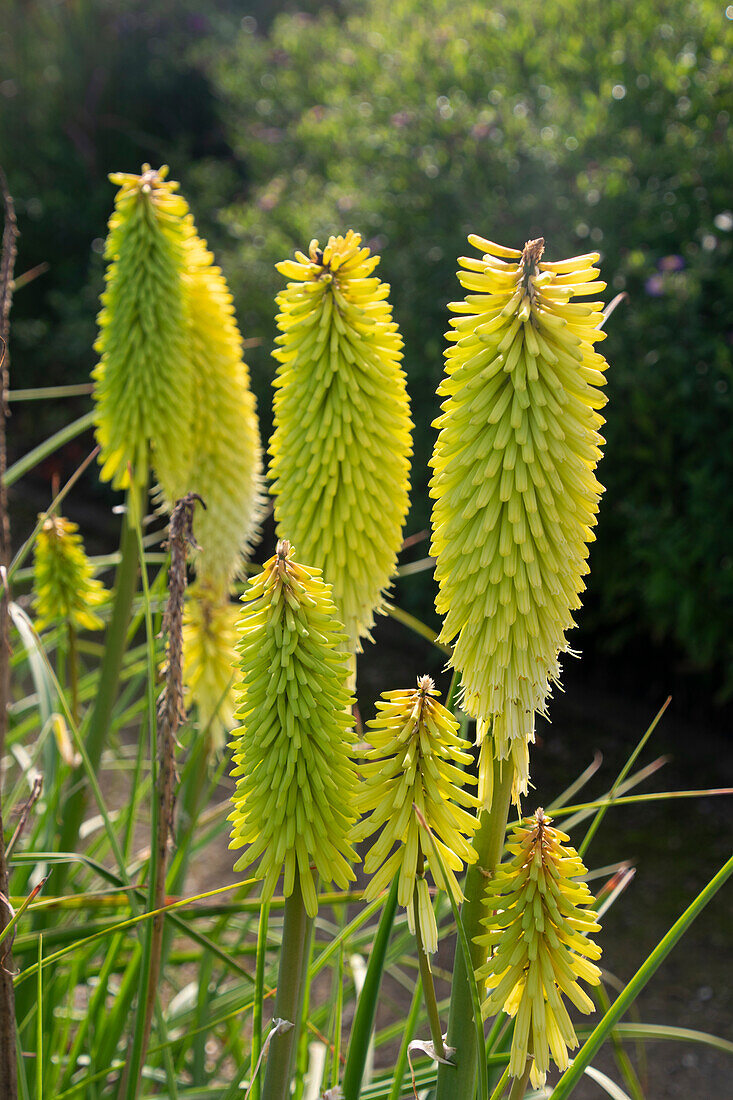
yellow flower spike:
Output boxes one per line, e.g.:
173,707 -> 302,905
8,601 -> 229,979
475,808 -> 602,1088
182,582 -> 239,749
93,165 -> 193,490
228,540 -> 359,917
159,231 -> 265,589
430,236 -> 609,802
33,515 -> 108,632
353,676 -> 481,952
269,230 -> 413,653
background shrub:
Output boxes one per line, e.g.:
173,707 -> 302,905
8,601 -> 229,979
3,0 -> 732,697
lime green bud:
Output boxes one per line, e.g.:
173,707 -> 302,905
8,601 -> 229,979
476,809 -> 602,1087
353,676 -> 481,950
430,237 -> 609,800
269,231 -> 413,652
33,515 -> 108,632
228,540 -> 359,916
182,582 -> 239,748
159,231 -> 265,589
93,165 -> 193,490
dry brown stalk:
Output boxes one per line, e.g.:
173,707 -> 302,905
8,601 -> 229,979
136,492 -> 202,1087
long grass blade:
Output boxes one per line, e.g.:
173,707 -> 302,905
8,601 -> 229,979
579,698 -> 671,857
5,409 -> 96,487
341,878 -> 399,1099
550,852 -> 733,1100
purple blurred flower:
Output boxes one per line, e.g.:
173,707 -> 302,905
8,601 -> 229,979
645,274 -> 665,297
658,254 -> 685,272
186,14 -> 209,33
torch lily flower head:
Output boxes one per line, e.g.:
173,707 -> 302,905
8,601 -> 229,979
93,165 -> 193,491
33,514 -> 108,633
430,236 -> 609,802
353,676 -> 481,952
475,808 -> 602,1087
182,582 -> 239,749
228,540 -> 359,917
269,230 -> 413,653
157,229 -> 265,591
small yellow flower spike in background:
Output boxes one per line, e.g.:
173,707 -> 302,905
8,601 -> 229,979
33,515 -> 108,633
93,165 -> 193,491
475,808 -> 602,1088
228,540 -> 359,917
430,236 -> 610,802
269,230 -> 413,654
182,582 -> 239,748
353,676 -> 481,953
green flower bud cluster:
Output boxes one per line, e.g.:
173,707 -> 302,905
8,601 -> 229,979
430,236 -> 609,801
228,540 -> 359,917
269,231 -> 413,653
475,809 -> 602,1087
353,676 -> 481,953
33,515 -> 108,633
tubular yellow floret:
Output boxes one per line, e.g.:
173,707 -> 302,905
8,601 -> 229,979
269,231 -> 413,653
430,237 -> 609,802
228,540 -> 359,916
159,231 -> 265,590
93,165 -> 193,490
475,809 -> 602,1087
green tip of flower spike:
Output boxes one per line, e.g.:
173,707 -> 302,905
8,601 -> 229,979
430,236 -> 609,803
93,164 -> 193,490
228,539 -> 359,917
269,230 -> 413,653
353,675 -> 481,952
475,808 -> 602,1087
182,582 -> 239,750
33,514 -> 108,633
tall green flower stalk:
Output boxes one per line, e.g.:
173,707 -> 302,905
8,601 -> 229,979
269,231 -> 413,655
433,236 -> 610,1100
431,236 -> 609,803
476,809 -> 602,1088
229,540 -> 359,1100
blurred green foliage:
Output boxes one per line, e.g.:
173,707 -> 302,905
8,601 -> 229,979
201,0 -> 733,695
2,0 -> 732,695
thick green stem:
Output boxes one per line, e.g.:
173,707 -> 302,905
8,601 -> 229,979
58,482 -> 142,860
506,1049 -> 533,1100
341,876 -> 399,1100
67,622 -> 79,727
250,900 -> 271,1100
413,885 -> 446,1060
435,756 -> 514,1100
261,873 -> 314,1100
